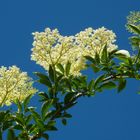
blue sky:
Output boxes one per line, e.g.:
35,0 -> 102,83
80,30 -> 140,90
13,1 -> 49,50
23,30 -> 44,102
0,0 -> 140,140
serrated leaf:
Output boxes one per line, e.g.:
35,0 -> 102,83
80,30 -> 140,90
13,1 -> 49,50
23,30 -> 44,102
99,81 -> 116,90
27,124 -> 36,133
94,75 -> 105,89
84,56 -> 96,63
95,52 -> 100,63
88,79 -> 94,91
35,72 -> 52,87
7,129 -> 16,140
65,78 -> 72,91
25,114 -> 32,125
56,74 -> 64,82
64,102 -> 77,110
44,110 -> 56,120
64,92 -> 75,105
41,100 -> 53,120
36,119 -> 44,129
62,119 -> 67,126
65,62 -> 71,76
47,120 -> 56,127
49,65 -> 55,82
63,113 -> 72,118
13,114 -> 24,126
117,79 -> 126,93
13,124 -> 23,130
42,133 -> 49,140
24,94 -> 32,110
57,63 -> 64,73
15,99 -> 22,113
31,110 -> 41,120
101,45 -> 108,63
91,64 -> 100,73
46,126 -> 58,131
38,92 -> 49,102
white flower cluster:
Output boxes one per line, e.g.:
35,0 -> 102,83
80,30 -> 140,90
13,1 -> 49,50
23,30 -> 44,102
75,27 -> 118,57
0,66 -> 37,106
31,27 -> 118,76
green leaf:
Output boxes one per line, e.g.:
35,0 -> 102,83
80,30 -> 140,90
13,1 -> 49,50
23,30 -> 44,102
13,114 -> 24,126
64,92 -> 75,105
38,92 -> 49,102
64,102 -> 77,110
35,72 -> 52,87
91,64 -> 100,73
13,124 -> 23,130
31,110 -> 41,121
99,81 -> 116,90
15,99 -> 22,113
88,79 -> 94,91
129,36 -> 140,48
101,45 -> 108,63
45,121 -> 57,131
46,126 -> 58,131
42,133 -> 49,140
27,124 -> 36,133
35,72 -> 49,80
25,114 -> 33,125
44,110 -> 56,120
84,56 -> 96,63
109,49 -> 118,57
63,113 -> 72,118
62,119 -> 67,126
95,52 -> 100,64
24,94 -> 32,110
49,65 -> 55,82
47,120 -> 56,127
65,78 -> 72,91
35,119 -> 44,129
94,75 -> 105,89
41,100 -> 53,120
0,112 -> 5,122
57,63 -> 64,73
56,74 -> 64,82
128,24 -> 140,35
117,79 -> 126,93
65,62 -> 71,76
7,129 -> 16,140
0,131 -> 2,140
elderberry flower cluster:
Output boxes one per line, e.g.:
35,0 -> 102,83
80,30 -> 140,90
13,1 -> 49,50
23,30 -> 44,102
0,66 -> 37,106
31,27 -> 118,76
75,27 -> 118,57
31,28 -> 85,76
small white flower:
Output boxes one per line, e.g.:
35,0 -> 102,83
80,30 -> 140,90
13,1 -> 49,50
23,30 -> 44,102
0,66 -> 37,106
31,27 -> 118,76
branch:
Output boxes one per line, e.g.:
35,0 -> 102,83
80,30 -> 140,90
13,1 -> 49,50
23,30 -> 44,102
50,92 -> 87,120
30,72 -> 139,140
30,91 -> 87,140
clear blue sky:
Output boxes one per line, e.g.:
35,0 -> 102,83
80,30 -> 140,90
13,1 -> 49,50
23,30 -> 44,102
0,0 -> 140,140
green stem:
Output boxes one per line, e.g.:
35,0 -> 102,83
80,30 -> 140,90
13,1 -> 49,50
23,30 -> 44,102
0,127 -> 2,140
134,47 -> 140,64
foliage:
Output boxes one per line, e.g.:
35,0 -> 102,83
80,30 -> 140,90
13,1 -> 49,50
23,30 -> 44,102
0,11 -> 140,140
